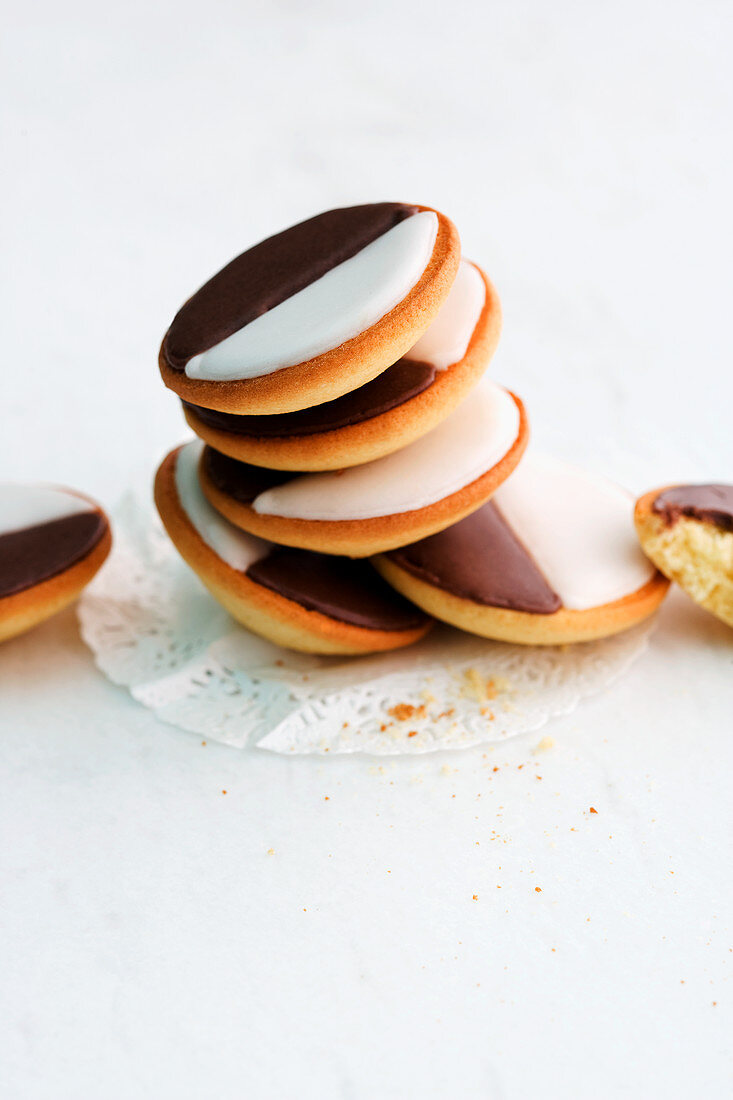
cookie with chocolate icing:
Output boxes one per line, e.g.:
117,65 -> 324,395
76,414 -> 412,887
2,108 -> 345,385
197,378 -> 529,557
634,484 -> 733,628
182,260 -> 501,471
154,442 -> 432,655
374,455 -> 669,644
160,203 -> 460,416
0,484 -> 111,642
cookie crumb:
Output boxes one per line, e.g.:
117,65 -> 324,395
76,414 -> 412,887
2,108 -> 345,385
388,703 -> 427,722
461,669 -> 512,702
533,736 -> 555,753
266,848 -> 274,856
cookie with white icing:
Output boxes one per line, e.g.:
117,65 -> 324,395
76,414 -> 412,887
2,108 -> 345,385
634,484 -> 733,628
197,378 -> 529,557
182,260 -> 501,471
160,203 -> 460,415
154,442 -> 432,655
0,484 -> 111,643
374,455 -> 669,644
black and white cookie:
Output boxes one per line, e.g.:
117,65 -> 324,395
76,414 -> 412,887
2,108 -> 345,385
154,442 -> 432,655
635,483 -> 733,628
160,203 -> 460,415
0,484 -> 111,642
375,455 -> 669,644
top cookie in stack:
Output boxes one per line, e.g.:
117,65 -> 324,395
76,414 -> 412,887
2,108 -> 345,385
159,202 -> 527,556
161,203 -> 461,415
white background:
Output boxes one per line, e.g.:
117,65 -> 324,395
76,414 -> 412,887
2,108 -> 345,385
1,1 -> 732,1097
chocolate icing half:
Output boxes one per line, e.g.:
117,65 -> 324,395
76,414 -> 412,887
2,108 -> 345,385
0,512 -> 106,598
247,548 -> 426,630
202,447 -> 292,503
184,358 -> 436,438
387,502 -> 561,614
653,484 -> 733,533
164,203 -> 419,371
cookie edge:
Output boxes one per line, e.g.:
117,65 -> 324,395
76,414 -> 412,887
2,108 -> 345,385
154,447 -> 432,655
158,206 -> 461,414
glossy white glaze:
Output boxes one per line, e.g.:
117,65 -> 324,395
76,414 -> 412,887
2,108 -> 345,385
494,454 -> 656,609
185,211 -> 439,381
174,441 -> 270,570
252,379 -> 520,521
0,483 -> 93,537
406,259 -> 486,370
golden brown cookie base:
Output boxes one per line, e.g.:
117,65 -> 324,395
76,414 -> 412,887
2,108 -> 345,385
0,521 -> 112,643
159,207 -> 461,415
154,449 -> 432,655
183,264 -> 502,471
373,554 -> 669,645
635,488 -> 733,628
198,392 -> 529,557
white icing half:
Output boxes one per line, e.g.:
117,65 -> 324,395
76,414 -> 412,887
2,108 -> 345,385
405,260 -> 486,370
0,483 -> 93,538
493,454 -> 655,610
252,378 -> 520,521
174,440 -> 270,571
185,211 -> 439,382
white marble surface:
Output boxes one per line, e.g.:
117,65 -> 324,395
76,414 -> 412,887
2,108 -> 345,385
1,1 -> 731,1097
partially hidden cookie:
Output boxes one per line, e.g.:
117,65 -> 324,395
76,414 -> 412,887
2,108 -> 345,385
154,442 -> 432,655
634,483 -> 733,628
374,454 -> 669,644
197,377 -> 529,557
0,484 -> 111,643
182,259 -> 501,471
160,202 -> 460,415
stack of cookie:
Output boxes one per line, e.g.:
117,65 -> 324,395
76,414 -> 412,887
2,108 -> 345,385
155,202 -> 668,654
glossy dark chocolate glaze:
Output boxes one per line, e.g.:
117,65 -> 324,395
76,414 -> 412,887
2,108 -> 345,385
164,203 -> 419,370
0,512 -> 106,599
653,484 -> 733,533
387,502 -> 562,614
184,358 -> 436,438
247,548 -> 427,630
202,447 -> 292,503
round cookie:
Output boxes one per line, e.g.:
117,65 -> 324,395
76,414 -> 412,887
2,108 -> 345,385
0,484 -> 111,643
160,203 -> 460,415
198,377 -> 529,557
154,442 -> 432,655
182,260 -> 502,471
374,454 -> 669,645
634,483 -> 733,628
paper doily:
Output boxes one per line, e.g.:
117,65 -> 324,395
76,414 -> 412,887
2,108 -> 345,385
78,493 -> 655,755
